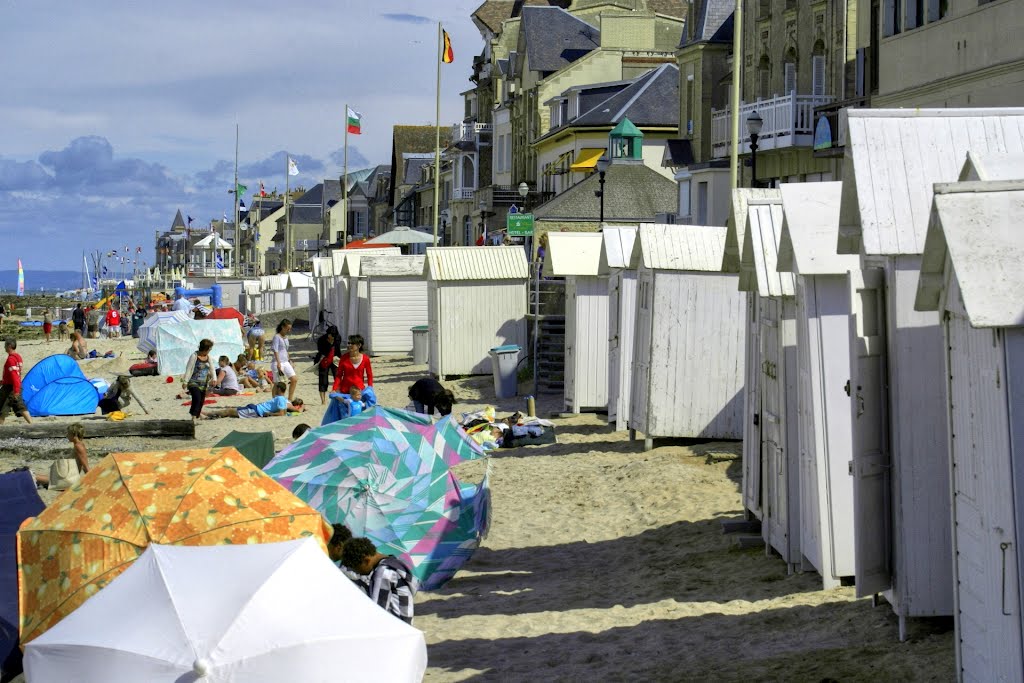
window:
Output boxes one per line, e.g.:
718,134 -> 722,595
758,57 -> 771,99
927,0 -> 947,20
883,0 -> 901,36
784,61 -> 797,95
697,182 -> 708,224
812,54 -> 826,96
463,216 -> 472,246
905,0 -> 923,29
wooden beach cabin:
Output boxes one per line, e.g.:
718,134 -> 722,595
915,168 -> 1024,682
338,248 -> 401,338
738,198 -> 801,570
838,108 -> 1024,639
425,246 -> 529,379
778,182 -> 859,589
725,188 -> 781,522
628,223 -> 745,451
359,254 -> 428,355
598,227 -> 639,431
543,232 -> 609,413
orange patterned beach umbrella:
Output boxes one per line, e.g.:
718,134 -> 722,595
17,447 -> 332,644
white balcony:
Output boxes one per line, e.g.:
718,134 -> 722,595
711,92 -> 833,159
452,188 -> 476,200
451,122 -> 493,145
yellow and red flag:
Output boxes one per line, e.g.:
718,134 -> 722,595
441,29 -> 454,63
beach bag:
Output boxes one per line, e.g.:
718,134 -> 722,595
48,459 -> 81,491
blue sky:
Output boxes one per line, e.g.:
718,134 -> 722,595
0,0 -> 481,270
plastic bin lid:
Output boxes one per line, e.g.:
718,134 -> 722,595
411,325 -> 429,331
490,344 -> 521,354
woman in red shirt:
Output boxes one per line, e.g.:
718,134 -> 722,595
333,334 -> 373,395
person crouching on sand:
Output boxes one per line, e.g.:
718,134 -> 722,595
35,423 -> 88,489
203,381 -> 304,419
341,537 -> 416,624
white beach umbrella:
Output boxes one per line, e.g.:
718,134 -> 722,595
24,538 -> 427,683
135,309 -> 190,353
365,226 -> 435,245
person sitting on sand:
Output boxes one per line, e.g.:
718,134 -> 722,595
203,381 -> 304,419
341,537 -> 416,624
209,355 -> 242,396
98,375 -> 150,415
35,423 -> 89,489
235,356 -> 270,391
66,331 -> 88,360
292,423 -> 312,440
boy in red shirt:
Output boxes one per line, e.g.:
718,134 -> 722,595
104,305 -> 121,338
0,338 -> 32,424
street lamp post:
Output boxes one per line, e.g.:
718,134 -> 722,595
595,155 -> 610,225
746,111 -> 763,189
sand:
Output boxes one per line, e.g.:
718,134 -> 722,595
0,334 -> 955,681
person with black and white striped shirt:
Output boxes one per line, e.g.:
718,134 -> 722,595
341,537 -> 416,624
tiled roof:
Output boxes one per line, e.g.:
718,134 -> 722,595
663,139 -> 695,166
281,205 -> 323,224
471,0 -> 571,34
521,6 -> 599,73
682,0 -> 734,46
403,156 -> 435,185
647,0 -> 688,18
571,64 -> 679,128
533,162 -> 678,222
390,126 -> 450,206
294,183 -> 325,207
171,209 -> 186,229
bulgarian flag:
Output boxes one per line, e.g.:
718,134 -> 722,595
347,107 -> 362,135
441,29 -> 454,63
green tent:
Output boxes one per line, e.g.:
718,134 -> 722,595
215,430 -> 277,469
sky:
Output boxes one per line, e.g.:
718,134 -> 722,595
0,0 -> 483,271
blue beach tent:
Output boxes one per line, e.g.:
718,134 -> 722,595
21,354 -> 100,417
0,470 -> 45,679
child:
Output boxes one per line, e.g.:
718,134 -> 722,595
210,355 -> 242,396
57,320 -> 69,341
98,375 -> 150,415
0,338 -> 31,425
340,537 -> 416,624
35,423 -> 88,489
334,386 -> 365,416
292,423 -> 312,440
204,382 -> 304,419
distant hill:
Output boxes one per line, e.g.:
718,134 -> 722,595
0,270 -> 84,294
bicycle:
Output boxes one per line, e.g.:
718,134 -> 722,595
308,310 -> 336,343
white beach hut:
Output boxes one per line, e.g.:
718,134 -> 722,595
628,223 -> 746,451
359,254 -> 428,354
838,108 -> 1024,639
598,227 -> 639,431
543,232 -> 608,413
286,272 -> 312,311
778,182 -> 859,589
725,188 -> 781,522
425,246 -> 529,379
915,168 -> 1024,682
338,248 -> 402,338
737,198 -> 801,570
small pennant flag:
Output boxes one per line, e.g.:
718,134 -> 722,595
259,181 -> 267,197
442,29 -> 454,63
239,199 -> 246,210
235,182 -> 248,195
288,158 -> 299,176
347,107 -> 362,135
187,215 -> 193,226
216,252 -> 225,270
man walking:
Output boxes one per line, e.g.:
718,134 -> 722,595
72,304 -> 86,336
0,338 -> 32,425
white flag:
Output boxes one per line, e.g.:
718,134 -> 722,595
288,158 -> 299,176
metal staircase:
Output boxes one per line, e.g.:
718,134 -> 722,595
528,264 -> 565,395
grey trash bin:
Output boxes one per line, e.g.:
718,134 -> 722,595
489,344 -> 521,399
411,325 -> 429,364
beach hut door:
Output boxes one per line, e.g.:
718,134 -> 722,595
760,297 -> 788,552
608,275 -> 621,425
849,268 -> 892,598
743,294 -> 763,518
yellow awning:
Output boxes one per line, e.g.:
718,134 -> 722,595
569,148 -> 605,172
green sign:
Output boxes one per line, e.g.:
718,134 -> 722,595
507,213 -> 534,237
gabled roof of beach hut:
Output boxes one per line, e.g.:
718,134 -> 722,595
597,226 -> 638,275
724,187 -> 780,273
425,246 -> 529,281
311,257 -> 335,278
778,182 -> 860,276
360,254 -> 426,277
958,151 -> 1024,181
287,272 -> 312,288
915,179 -> 1024,327
630,223 -> 727,271
837,108 -> 1024,256
339,248 -> 402,277
543,232 -> 603,277
740,199 -> 794,297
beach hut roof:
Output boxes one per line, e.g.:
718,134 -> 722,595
915,179 -> 1024,327
778,182 -> 860,275
838,108 -> 1024,256
360,254 -> 426,277
311,256 -> 335,278
740,199 -> 795,297
425,246 -> 529,281
193,234 -> 233,250
724,187 -> 780,272
243,280 -> 261,296
340,248 -> 402,276
630,223 -> 727,271
543,232 -> 603,277
287,272 -> 312,288
598,226 -> 639,274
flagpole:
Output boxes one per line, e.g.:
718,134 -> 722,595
343,103 -> 349,247
285,153 -> 291,272
433,22 -> 442,248
227,123 -> 239,283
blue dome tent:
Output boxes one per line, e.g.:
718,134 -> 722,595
21,355 -> 100,417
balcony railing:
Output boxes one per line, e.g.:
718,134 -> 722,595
452,188 -> 476,200
711,92 -> 834,158
812,96 -> 870,157
451,122 -> 493,145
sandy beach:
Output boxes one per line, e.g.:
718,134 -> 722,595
0,333 -> 954,681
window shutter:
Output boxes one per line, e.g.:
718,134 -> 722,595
812,55 -> 826,96
784,62 -> 797,95
759,68 -> 771,100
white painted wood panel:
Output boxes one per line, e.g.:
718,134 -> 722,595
630,269 -> 655,434
742,293 -> 763,520
366,278 -> 428,354
429,281 -> 528,377
608,270 -> 638,431
564,278 -> 578,410
566,276 -> 609,411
